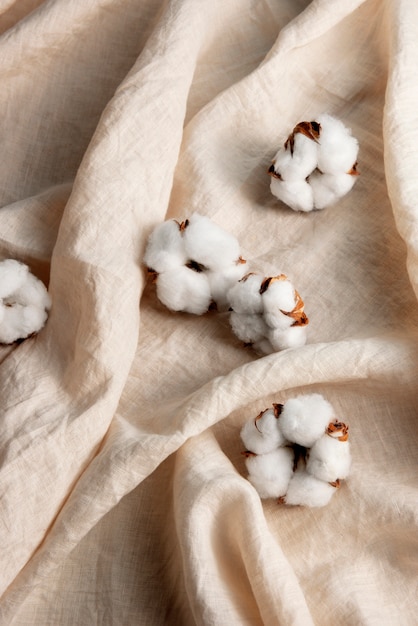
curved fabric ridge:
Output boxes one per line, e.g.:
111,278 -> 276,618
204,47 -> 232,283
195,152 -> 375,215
1,333 -> 417,617
383,0 -> 418,298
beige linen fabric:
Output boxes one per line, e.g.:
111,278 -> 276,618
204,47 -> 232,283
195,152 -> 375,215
0,0 -> 417,623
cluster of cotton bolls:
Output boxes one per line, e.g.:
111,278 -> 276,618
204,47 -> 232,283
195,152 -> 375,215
144,215 -> 309,355
268,114 -> 359,212
143,213 -> 247,314
0,259 -> 51,344
241,393 -> 351,507
227,272 -> 308,355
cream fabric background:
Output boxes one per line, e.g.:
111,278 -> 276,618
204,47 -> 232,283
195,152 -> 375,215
0,0 -> 417,624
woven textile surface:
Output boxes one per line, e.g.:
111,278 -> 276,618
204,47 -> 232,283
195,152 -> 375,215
0,0 -> 417,624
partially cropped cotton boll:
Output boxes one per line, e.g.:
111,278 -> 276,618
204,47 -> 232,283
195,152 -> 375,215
279,393 -> 335,448
227,273 -> 264,315
230,311 -> 269,345
143,219 -> 187,273
309,169 -> 357,209
316,114 -> 359,175
240,405 -> 286,455
246,447 -> 294,499
0,260 -> 51,344
307,422 -> 351,482
269,177 -> 314,213
280,469 -> 339,507
183,213 -> 242,271
0,259 -> 29,299
156,266 -> 212,315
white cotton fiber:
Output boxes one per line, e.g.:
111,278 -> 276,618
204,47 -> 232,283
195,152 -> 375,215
307,427 -> 351,482
270,177 -> 314,213
264,307 -> 294,334
145,213 -> 247,314
230,311 -> 269,345
183,213 -> 241,271
240,396 -> 351,508
262,277 -> 297,330
268,324 -> 308,352
0,259 -> 51,344
246,446 -> 294,499
279,393 -> 335,448
240,407 -> 286,455
281,469 -> 338,507
156,266 -> 212,315
143,219 -> 187,273
12,271 -> 52,311
309,170 -> 357,209
0,303 -> 48,344
316,113 -> 359,175
206,261 -> 247,312
268,114 -> 359,212
271,132 -> 319,181
0,259 -> 29,299
228,272 -> 308,354
227,273 -> 263,315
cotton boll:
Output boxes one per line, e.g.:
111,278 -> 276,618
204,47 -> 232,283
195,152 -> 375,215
156,266 -> 212,315
240,405 -> 286,455
0,259 -> 29,299
207,260 -> 247,312
279,393 -> 335,448
246,446 -> 294,499
316,114 -> 359,175
227,273 -> 264,315
230,274 -> 308,354
268,324 -> 308,351
261,276 -> 298,331
270,177 -> 314,212
183,213 -> 242,271
309,169 -> 357,209
307,422 -> 351,482
0,303 -> 48,344
268,115 -> 359,211
143,219 -> 187,273
280,469 -> 338,507
230,311 -> 269,345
